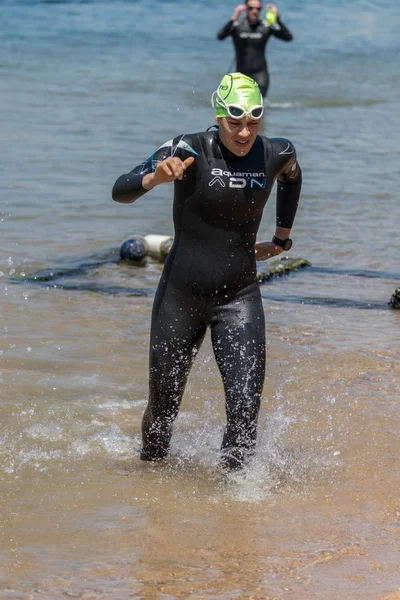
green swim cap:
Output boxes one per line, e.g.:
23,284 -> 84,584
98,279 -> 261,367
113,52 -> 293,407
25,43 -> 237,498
213,72 -> 263,118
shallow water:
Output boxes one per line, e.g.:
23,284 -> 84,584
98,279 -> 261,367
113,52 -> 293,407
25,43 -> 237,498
1,0 -> 400,598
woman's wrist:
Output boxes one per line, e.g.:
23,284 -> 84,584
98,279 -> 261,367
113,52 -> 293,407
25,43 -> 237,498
142,173 -> 157,190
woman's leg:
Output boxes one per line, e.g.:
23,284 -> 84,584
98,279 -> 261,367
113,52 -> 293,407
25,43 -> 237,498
252,70 -> 269,98
141,281 -> 207,460
211,283 -> 266,468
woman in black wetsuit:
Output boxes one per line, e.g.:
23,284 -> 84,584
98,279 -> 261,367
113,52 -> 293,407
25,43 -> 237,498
112,73 -> 302,469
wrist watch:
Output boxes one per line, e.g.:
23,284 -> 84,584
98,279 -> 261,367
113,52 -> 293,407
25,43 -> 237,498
272,235 -> 293,251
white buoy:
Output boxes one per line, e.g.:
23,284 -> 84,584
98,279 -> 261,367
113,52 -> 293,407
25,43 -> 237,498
144,235 -> 173,260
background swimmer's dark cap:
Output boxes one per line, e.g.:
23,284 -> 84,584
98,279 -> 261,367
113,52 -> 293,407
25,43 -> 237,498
213,72 -> 263,118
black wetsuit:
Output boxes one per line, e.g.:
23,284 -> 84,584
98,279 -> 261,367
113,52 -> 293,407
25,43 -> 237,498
217,17 -> 293,97
112,130 -> 301,467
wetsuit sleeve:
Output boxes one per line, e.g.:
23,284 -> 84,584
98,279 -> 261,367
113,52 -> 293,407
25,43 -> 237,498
217,19 -> 236,40
269,18 -> 293,41
112,135 -> 198,204
273,139 -> 302,229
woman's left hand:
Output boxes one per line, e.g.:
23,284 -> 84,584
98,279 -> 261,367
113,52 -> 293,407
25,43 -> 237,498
255,241 -> 283,261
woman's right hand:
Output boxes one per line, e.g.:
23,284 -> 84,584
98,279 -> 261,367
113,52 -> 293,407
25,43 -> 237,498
142,156 -> 195,189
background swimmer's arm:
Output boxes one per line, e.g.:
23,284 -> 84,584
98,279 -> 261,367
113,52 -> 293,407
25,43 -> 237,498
217,20 -> 235,40
217,5 -> 244,39
268,10 -> 293,41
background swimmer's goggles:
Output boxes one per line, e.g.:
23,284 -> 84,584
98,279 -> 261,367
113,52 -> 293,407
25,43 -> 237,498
212,91 -> 264,120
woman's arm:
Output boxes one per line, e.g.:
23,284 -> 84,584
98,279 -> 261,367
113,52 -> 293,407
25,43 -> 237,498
112,137 -> 196,204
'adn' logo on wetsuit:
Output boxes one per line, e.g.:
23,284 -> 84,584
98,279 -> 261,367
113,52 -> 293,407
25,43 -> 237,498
209,167 -> 267,189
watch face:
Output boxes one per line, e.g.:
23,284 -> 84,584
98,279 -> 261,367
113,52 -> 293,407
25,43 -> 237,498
282,239 -> 292,251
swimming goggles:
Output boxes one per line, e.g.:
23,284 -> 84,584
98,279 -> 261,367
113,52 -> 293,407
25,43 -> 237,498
212,91 -> 264,120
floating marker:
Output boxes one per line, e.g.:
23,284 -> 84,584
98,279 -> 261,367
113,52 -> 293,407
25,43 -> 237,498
257,257 -> 311,283
119,236 -> 149,263
144,235 -> 174,261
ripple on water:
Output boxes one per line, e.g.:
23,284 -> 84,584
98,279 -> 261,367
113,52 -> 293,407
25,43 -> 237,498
0,397 -> 147,475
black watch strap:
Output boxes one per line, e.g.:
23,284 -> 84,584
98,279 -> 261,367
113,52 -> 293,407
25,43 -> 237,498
272,236 -> 293,251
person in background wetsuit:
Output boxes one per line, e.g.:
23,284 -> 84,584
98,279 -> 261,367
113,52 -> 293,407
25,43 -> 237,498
217,1 -> 293,98
112,73 -> 302,470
